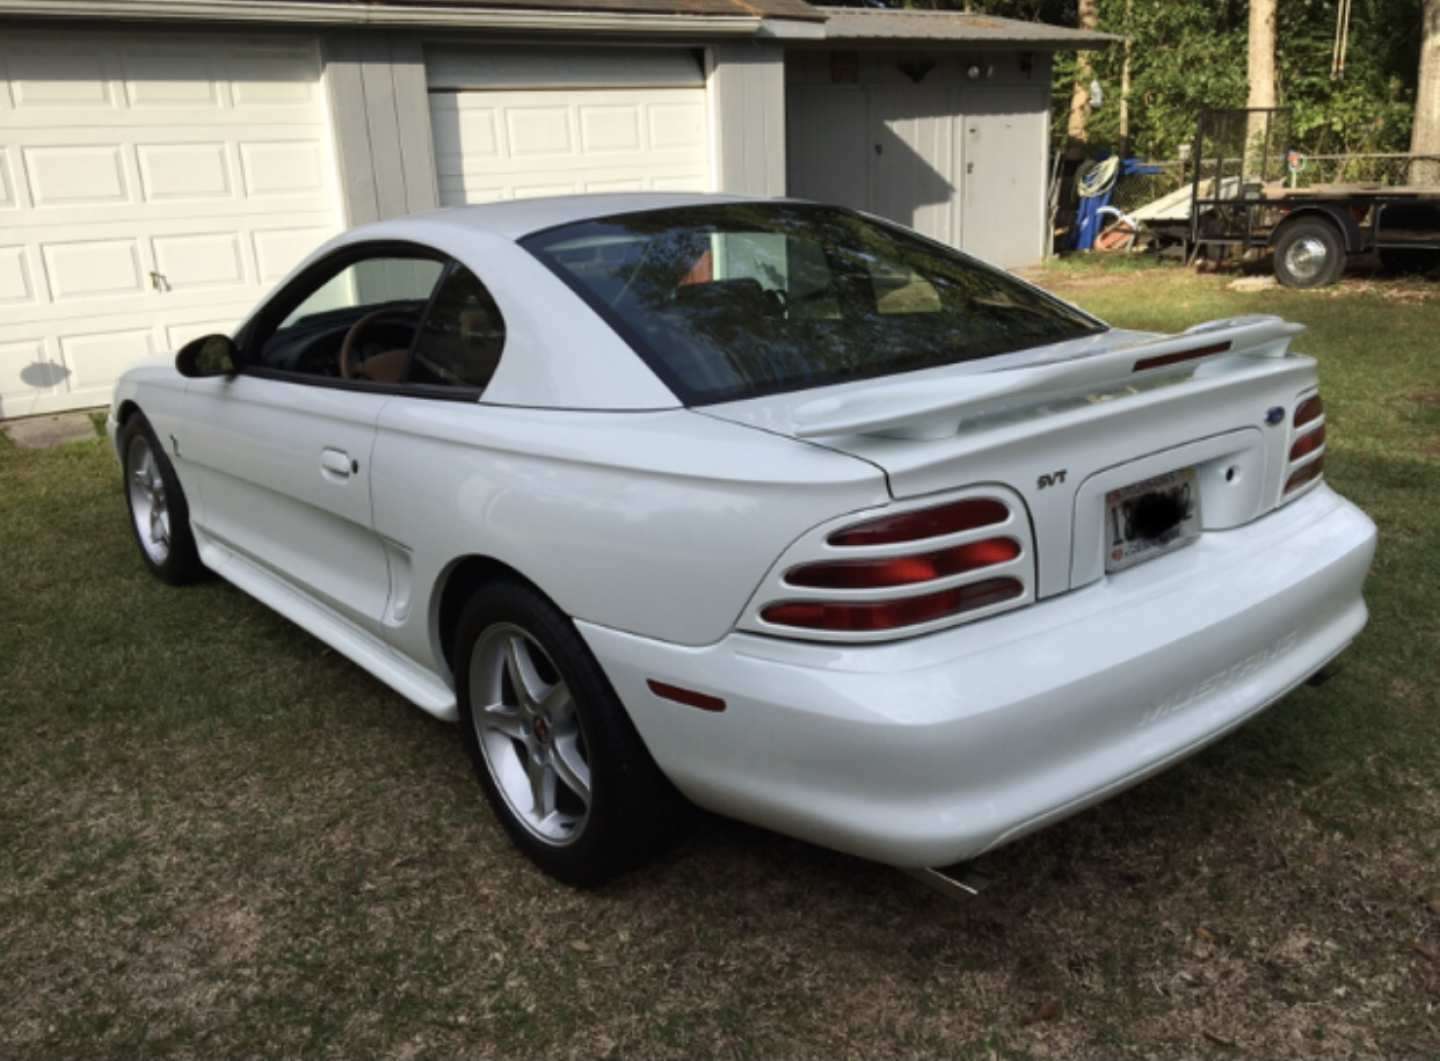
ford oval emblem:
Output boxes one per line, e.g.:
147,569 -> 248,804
1265,405 -> 1285,426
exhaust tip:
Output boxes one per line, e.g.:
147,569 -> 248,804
903,863 -> 991,900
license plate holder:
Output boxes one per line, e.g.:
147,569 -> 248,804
1105,466 -> 1201,573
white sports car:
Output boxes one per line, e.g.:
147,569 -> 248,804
108,193 -> 1376,887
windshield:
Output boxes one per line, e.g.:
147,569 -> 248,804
521,203 -> 1106,405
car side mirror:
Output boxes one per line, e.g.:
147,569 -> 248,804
175,334 -> 238,378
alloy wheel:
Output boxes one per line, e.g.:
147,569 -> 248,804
469,623 -> 592,845
126,434 -> 171,565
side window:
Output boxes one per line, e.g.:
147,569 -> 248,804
256,254 -> 444,379
407,265 -> 506,391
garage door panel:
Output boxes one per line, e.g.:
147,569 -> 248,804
59,328 -> 155,393
4,48 -> 115,109
0,29 -> 342,416
647,103 -> 707,149
238,140 -> 327,197
137,142 -> 233,201
0,150 -> 16,208
166,317 -> 243,352
23,144 -> 130,207
504,105 -> 574,158
252,226 -> 337,284
152,233 -> 248,291
430,79 -> 710,207
0,339 -> 53,404
42,239 -> 146,301
0,246 -> 35,304
579,106 -> 642,153
121,49 -> 220,108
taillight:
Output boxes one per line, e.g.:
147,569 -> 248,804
785,538 -> 1021,589
749,491 -> 1035,641
1289,422 -> 1325,461
1284,455 -> 1325,494
761,579 -> 1024,632
1283,391 -> 1325,500
827,498 -> 1007,546
1294,394 -> 1324,428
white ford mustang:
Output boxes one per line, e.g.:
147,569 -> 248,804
108,193 -> 1376,886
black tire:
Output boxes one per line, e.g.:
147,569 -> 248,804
119,412 -> 207,586
454,579 -> 680,886
1272,217 -> 1346,288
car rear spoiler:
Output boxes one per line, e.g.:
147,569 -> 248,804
790,315 -> 1306,441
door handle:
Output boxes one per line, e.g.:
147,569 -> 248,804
321,448 -> 352,479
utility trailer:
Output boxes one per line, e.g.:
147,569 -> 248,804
1187,107 -> 1440,287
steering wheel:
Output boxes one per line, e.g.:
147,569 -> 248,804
339,308 -> 412,381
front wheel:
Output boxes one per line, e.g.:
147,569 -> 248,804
455,580 -> 680,885
120,413 -> 206,585
1273,218 -> 1346,288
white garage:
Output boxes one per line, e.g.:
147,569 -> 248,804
426,46 -> 712,207
0,29 -> 344,418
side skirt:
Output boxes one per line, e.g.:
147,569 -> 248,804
197,533 -> 459,722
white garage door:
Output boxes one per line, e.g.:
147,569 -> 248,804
427,46 -> 711,207
0,31 -> 344,417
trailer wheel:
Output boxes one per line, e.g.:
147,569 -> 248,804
1273,217 -> 1345,288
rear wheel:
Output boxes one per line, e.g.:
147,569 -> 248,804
120,413 -> 206,585
455,579 -> 679,885
1273,218 -> 1346,288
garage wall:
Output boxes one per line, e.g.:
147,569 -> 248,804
786,49 -> 1052,268
707,42 -> 786,197
322,34 -> 439,225
0,28 -> 346,418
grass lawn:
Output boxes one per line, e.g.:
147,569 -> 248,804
2,258 -> 1438,1058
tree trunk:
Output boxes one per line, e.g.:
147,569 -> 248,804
1412,0 -> 1440,184
1065,0 -> 1100,152
1245,0 -> 1278,179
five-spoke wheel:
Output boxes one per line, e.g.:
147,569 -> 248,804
119,413 -> 205,585
454,579 -> 681,885
126,433 -> 172,566
470,624 -> 592,845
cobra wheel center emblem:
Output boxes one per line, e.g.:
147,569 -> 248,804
531,716 -> 552,744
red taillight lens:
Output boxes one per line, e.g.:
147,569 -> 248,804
1285,453 -> 1325,493
1294,394 -> 1324,427
761,578 -> 1024,632
1289,422 -> 1326,461
828,498 -> 1008,547
786,537 -> 1020,589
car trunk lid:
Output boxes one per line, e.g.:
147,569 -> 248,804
699,316 -> 1319,598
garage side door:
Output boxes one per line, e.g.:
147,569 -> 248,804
960,89 -> 1049,269
0,31 -> 344,417
427,46 -> 711,206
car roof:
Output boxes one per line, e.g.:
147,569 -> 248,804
403,192 -> 763,241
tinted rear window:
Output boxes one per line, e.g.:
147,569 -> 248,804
521,203 -> 1105,405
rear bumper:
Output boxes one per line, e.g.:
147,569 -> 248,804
579,484 -> 1376,868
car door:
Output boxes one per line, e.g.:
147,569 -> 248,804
180,245 -> 447,634
367,262 -> 510,667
